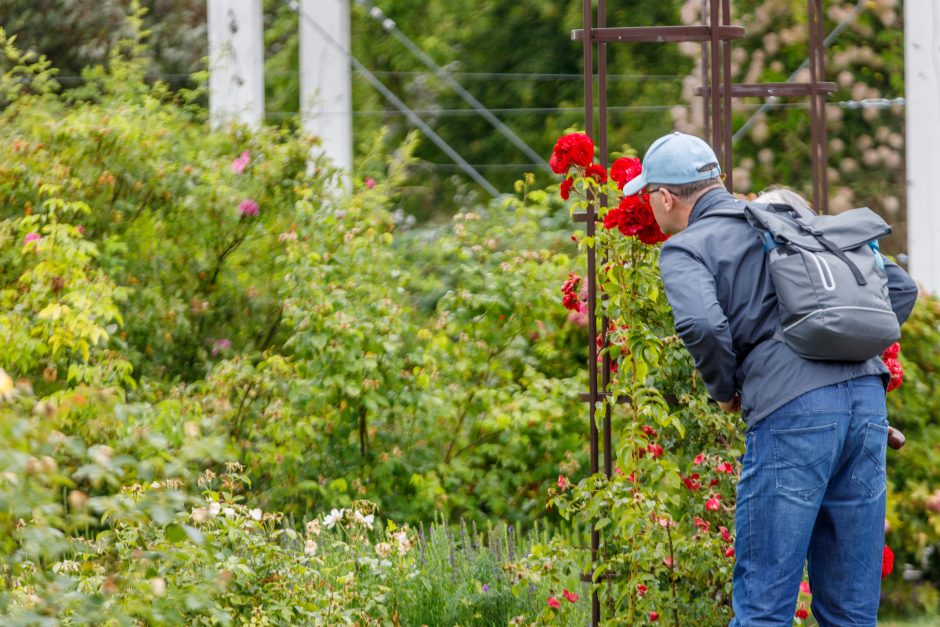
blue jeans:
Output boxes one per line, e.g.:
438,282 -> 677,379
729,375 -> 888,626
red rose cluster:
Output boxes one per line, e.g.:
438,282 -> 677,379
560,272 -> 582,312
551,132 -> 669,246
881,342 -> 903,392
550,133 -> 595,174
603,193 -> 669,246
610,156 -> 642,190
553,133 -> 604,200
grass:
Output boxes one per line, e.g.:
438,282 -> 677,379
389,518 -> 591,626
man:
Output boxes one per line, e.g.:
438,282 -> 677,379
622,132 -> 918,626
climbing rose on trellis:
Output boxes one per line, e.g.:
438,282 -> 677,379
610,156 -> 642,190
550,133 -> 595,173
551,133 -> 668,245
603,194 -> 668,246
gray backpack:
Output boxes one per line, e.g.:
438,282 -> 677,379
712,203 -> 899,362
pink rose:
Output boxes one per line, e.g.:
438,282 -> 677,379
238,199 -> 260,217
231,151 -> 250,174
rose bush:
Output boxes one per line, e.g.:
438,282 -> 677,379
544,132 -> 742,624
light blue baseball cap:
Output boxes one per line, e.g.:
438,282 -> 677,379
621,132 -> 722,197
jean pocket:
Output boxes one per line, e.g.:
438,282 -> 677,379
772,423 -> 837,501
851,422 -> 888,498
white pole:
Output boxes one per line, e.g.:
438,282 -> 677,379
207,0 -> 265,129
905,0 -> 940,294
300,0 -> 354,172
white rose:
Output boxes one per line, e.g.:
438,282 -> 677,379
304,540 -> 317,556
191,507 -> 211,524
375,542 -> 392,558
323,508 -> 345,529
150,577 -> 166,597
249,508 -> 262,522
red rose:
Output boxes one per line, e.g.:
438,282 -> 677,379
560,177 -> 574,200
706,495 -> 721,511
585,163 -> 608,183
694,453 -> 705,464
637,583 -> 648,596
561,273 -> 583,311
882,545 -> 894,579
610,156 -> 642,190
547,595 -> 561,609
725,546 -> 735,558
563,589 -> 579,603
602,194 -> 668,245
562,292 -> 580,311
603,206 -> 626,231
883,341 -> 900,359
647,443 -> 664,458
549,151 -> 570,174
719,525 -> 731,542
649,611 -> 659,622
882,342 -> 903,391
716,461 -> 734,474
795,606 -> 809,620
553,133 -> 594,168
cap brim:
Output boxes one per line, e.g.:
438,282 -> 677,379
621,172 -> 648,197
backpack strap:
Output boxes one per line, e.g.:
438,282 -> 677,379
785,216 -> 868,286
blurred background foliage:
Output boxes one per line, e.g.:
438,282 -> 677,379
0,0 -> 932,622
0,0 -> 907,247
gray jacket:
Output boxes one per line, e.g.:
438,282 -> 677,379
659,188 -> 918,428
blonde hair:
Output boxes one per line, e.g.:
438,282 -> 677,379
755,186 -> 817,218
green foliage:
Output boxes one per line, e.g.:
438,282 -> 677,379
0,0 -> 206,87
881,295 -> 940,617
0,30 -> 595,623
0,12 -> 935,625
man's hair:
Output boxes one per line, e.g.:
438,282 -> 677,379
651,177 -> 723,202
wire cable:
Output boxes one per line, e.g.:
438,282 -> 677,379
354,0 -> 552,174
263,97 -> 903,119
289,1 -> 500,197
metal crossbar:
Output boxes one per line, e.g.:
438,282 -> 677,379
575,1 -> 832,623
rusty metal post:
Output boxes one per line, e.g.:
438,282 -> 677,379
807,0 -> 830,213
598,0 -> 613,485
721,0 -> 734,191
709,0 -> 722,156
701,0 -> 711,143
580,1 -> 602,624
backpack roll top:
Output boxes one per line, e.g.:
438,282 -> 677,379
744,205 -> 900,362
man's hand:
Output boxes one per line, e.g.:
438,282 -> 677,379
717,395 -> 741,413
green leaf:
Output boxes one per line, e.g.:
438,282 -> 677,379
165,524 -> 186,544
